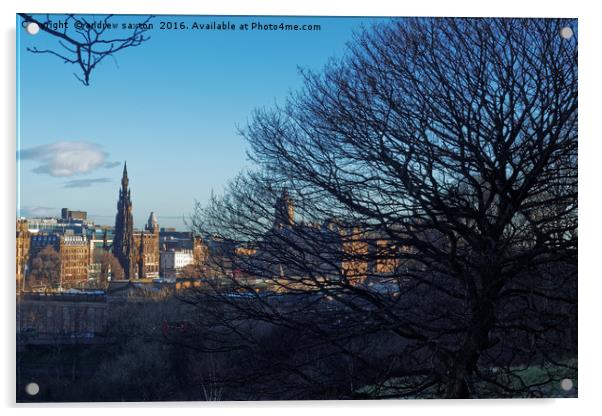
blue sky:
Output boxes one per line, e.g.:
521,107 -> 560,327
17,14 -> 382,229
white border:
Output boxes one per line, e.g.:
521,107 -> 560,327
2,1 -> 600,415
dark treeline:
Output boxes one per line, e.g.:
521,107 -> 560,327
17,287 -> 575,401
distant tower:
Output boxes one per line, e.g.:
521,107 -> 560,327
273,188 -> 295,230
146,211 -> 159,234
137,211 -> 160,279
193,235 -> 207,265
137,229 -> 146,279
113,162 -> 135,279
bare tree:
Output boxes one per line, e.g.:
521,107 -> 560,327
93,247 -> 124,283
28,246 -> 61,289
18,13 -> 152,85
189,17 -> 577,399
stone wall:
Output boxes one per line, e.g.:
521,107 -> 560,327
17,293 -> 107,344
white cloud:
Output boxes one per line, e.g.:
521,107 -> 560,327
104,161 -> 121,169
19,206 -> 57,218
19,141 -> 113,177
63,177 -> 111,188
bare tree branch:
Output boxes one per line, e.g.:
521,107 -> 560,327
19,13 -> 153,85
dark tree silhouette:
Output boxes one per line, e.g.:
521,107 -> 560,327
18,13 -> 152,85
188,17 -> 577,399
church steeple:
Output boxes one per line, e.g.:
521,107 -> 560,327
121,161 -> 129,189
114,161 -> 135,279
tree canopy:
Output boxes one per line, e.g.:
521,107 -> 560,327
188,17 -> 578,399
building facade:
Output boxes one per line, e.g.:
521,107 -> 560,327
59,234 -> 90,286
16,219 -> 30,290
160,249 -> 194,278
28,232 -> 90,288
237,189 -> 415,289
132,212 -> 160,279
61,208 -> 87,221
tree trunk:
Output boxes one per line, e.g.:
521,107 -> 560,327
443,295 -> 496,398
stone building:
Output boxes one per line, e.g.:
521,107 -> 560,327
160,249 -> 194,278
132,212 -> 160,279
16,219 -> 30,291
61,208 -> 87,221
28,232 -> 90,288
17,292 -> 107,342
160,231 -> 207,263
340,227 -> 369,284
59,234 -> 90,286
193,235 -> 208,264
242,189 -> 415,289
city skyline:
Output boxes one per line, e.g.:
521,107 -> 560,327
18,159 -> 189,231
17,15 -> 378,229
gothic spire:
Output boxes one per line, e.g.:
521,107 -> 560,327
121,161 -> 129,189
114,161 -> 134,279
